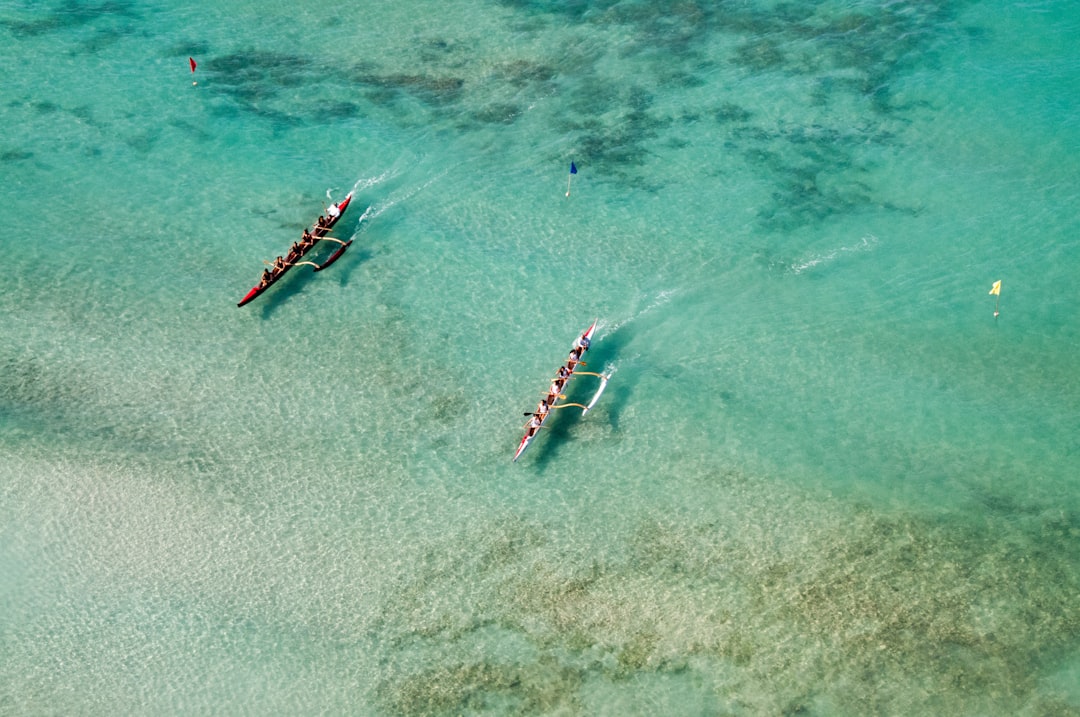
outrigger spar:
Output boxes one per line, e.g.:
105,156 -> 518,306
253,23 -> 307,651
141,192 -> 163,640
513,320 -> 611,462
237,191 -> 355,307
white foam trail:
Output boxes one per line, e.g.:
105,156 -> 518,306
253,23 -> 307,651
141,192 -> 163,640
322,170 -> 397,210
790,234 -> 878,275
343,205 -> 377,239
363,168 -> 449,222
599,289 -> 678,339
333,165 -> 447,239
350,168 -> 395,195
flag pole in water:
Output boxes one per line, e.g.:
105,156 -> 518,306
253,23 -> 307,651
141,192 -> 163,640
566,161 -> 577,197
989,279 -> 1001,317
189,57 -> 197,86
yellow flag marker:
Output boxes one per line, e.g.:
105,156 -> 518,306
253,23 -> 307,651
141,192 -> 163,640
989,280 -> 1002,317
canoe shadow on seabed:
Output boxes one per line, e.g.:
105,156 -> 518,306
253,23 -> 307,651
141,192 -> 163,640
256,245 -> 373,319
528,325 -> 633,473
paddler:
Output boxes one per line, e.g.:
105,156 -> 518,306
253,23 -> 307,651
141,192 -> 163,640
301,229 -> 314,248
326,202 -> 341,220
546,378 -> 565,405
524,414 -> 542,438
565,347 -> 584,371
573,333 -> 591,353
258,268 -> 273,288
272,256 -> 286,273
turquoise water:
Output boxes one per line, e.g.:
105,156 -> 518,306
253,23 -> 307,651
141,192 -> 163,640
2,0 -> 1079,714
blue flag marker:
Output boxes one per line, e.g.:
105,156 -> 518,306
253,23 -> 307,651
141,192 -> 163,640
566,161 -> 577,197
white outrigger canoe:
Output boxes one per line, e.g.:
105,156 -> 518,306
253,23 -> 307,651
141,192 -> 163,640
513,320 -> 610,462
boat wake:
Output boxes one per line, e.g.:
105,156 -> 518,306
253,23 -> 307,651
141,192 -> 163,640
329,165 -> 449,240
357,168 -> 449,225
790,234 -> 878,275
597,289 -> 678,340
320,170 -> 395,209
348,169 -> 395,197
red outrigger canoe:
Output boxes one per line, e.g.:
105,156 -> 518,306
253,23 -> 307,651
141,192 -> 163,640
237,191 -> 354,307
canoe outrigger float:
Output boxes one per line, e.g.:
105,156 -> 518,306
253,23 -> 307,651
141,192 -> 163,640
237,191 -> 354,307
513,320 -> 611,462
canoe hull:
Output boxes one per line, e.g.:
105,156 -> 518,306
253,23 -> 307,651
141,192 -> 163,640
513,320 -> 598,462
237,191 -> 354,307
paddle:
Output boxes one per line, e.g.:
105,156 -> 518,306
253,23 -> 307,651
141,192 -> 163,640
552,367 -> 597,381
523,402 -> 584,416
264,259 -> 319,269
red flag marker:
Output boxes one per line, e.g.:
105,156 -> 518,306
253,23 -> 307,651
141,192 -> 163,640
189,57 -> 197,85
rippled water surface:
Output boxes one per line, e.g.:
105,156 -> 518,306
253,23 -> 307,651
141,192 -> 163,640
1,0 -> 1078,714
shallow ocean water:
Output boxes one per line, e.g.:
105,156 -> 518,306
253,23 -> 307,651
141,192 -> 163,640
1,0 -> 1078,714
